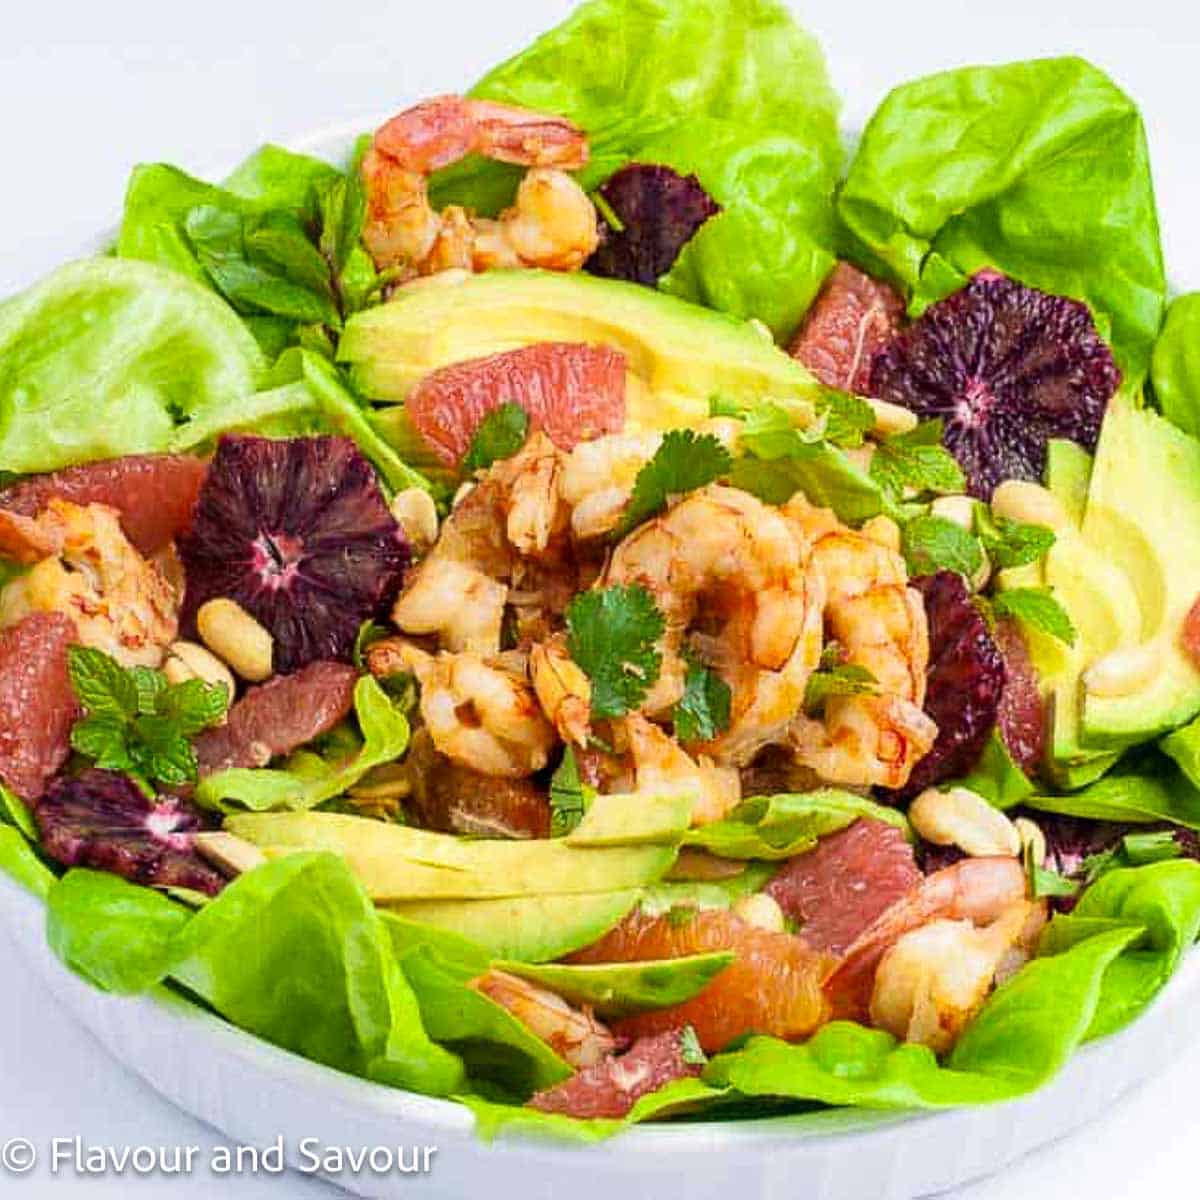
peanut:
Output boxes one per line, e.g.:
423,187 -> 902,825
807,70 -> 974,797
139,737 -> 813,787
196,598 -> 273,682
867,396 -> 919,437
194,831 -> 267,877
163,640 -> 236,701
930,494 -> 977,532
733,892 -> 786,933
910,786 -> 1021,858
990,480 -> 1070,533
1014,816 -> 1047,867
1083,642 -> 1162,699
389,487 -> 439,552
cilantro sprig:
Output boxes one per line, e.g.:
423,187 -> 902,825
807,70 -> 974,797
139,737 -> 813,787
565,584 -> 665,720
673,652 -> 732,742
462,403 -> 530,473
68,646 -> 230,794
615,429 -> 732,537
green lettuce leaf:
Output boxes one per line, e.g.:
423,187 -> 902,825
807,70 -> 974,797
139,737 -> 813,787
432,0 -> 842,338
0,258 -> 265,472
837,57 -> 1165,383
0,826 -> 56,901
682,791 -> 909,860
221,144 -> 341,209
195,676 -> 409,813
42,853 -> 463,1096
1151,294 -> 1200,436
956,729 -> 1035,810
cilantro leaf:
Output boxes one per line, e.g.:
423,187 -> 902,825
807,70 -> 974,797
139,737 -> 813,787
869,419 -> 965,502
67,647 -> 230,790
900,513 -> 984,578
974,506 -> 1056,569
549,747 -> 590,837
566,584 -> 665,720
616,429 -> 732,537
462,403 -> 530,473
803,652 -> 878,716
992,587 -> 1077,646
673,655 -> 732,742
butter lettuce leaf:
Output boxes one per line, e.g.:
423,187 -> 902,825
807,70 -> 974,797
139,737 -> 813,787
432,0 -> 842,338
1151,294 -> 1200,436
0,258 -> 265,472
837,57 -> 1165,383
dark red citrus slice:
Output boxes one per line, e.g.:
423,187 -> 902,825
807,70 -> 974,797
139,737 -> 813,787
194,660 -> 358,775
994,618 -> 1045,777
36,769 -> 226,895
569,909 -> 832,1053
0,454 -> 207,556
765,819 -> 922,956
788,262 -> 905,392
406,343 -> 627,466
528,1029 -> 702,1119
0,612 -> 79,800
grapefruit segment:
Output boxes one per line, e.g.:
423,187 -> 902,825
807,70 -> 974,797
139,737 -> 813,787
765,818 -> 922,955
569,909 -> 832,1053
0,454 -> 207,556
406,342 -> 626,466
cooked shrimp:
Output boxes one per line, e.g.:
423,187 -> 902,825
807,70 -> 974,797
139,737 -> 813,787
0,500 -> 177,668
472,969 -> 616,1068
603,485 -> 824,765
825,856 -> 1031,1021
530,633 -> 592,747
361,95 -> 597,278
560,432 -> 662,541
870,900 -> 1046,1055
785,495 -> 936,790
387,640 -> 556,778
392,434 -> 570,654
624,712 -> 740,825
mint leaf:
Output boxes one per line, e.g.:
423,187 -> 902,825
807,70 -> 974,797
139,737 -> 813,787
616,429 -> 732,537
67,646 -> 139,720
993,587 -> 1077,646
869,419 -> 965,502
901,513 -> 984,578
156,678 -> 231,736
549,747 -> 589,837
566,584 -> 665,720
70,715 -> 134,770
820,390 -> 875,448
974,507 -> 1056,569
673,655 -> 732,742
462,402 -> 530,473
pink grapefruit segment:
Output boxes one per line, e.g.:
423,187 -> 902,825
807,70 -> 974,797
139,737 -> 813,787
406,342 -> 626,466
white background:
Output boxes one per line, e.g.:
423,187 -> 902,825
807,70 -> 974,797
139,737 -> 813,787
1,1 -> 1198,1195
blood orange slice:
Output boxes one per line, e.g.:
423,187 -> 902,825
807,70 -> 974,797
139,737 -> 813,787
406,343 -> 626,466
569,909 -> 832,1053
765,818 -> 921,956
0,612 -> 79,800
0,454 -> 207,556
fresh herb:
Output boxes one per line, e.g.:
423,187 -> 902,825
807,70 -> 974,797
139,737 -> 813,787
974,506 -> 1056,569
869,419 -> 965,502
616,429 -> 732,537
820,390 -> 875,448
673,653 -> 732,742
803,643 -> 878,716
549,746 -> 592,837
679,1025 -> 707,1066
1121,830 -> 1184,866
1026,848 -> 1081,900
993,587 -> 1077,646
900,513 -> 983,579
67,647 -> 229,793
565,584 -> 665,719
461,403 -> 531,473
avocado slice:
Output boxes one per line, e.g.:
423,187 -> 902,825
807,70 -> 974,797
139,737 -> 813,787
337,269 -> 824,456
1045,438 -> 1094,526
491,953 -> 734,1019
380,891 -> 640,963
1080,401 -> 1200,745
565,790 -> 694,847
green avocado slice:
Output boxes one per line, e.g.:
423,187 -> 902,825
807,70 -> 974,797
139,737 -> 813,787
565,791 -> 694,847
491,953 -> 734,1019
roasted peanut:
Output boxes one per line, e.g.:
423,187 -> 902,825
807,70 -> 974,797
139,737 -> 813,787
196,598 -> 274,682
1014,816 -> 1047,867
910,786 -> 1021,858
930,494 -> 977,532
867,396 -> 919,437
990,480 -> 1070,533
733,892 -> 786,933
163,640 -> 237,699
390,487 -> 439,552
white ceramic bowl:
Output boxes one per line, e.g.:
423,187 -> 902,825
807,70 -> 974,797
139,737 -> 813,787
4,119 -> 1199,1200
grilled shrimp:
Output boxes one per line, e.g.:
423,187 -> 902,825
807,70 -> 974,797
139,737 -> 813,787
0,500 -> 176,668
623,712 -> 740,825
530,633 -> 592,747
472,969 -> 616,1068
785,496 -> 936,790
604,485 -> 824,765
392,434 -> 570,655
869,900 -> 1046,1055
559,432 -> 663,541
824,856 -> 1032,1022
361,95 -> 598,278
382,639 -> 556,778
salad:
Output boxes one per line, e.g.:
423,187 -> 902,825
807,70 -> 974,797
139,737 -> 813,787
2,0 -> 1200,1141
